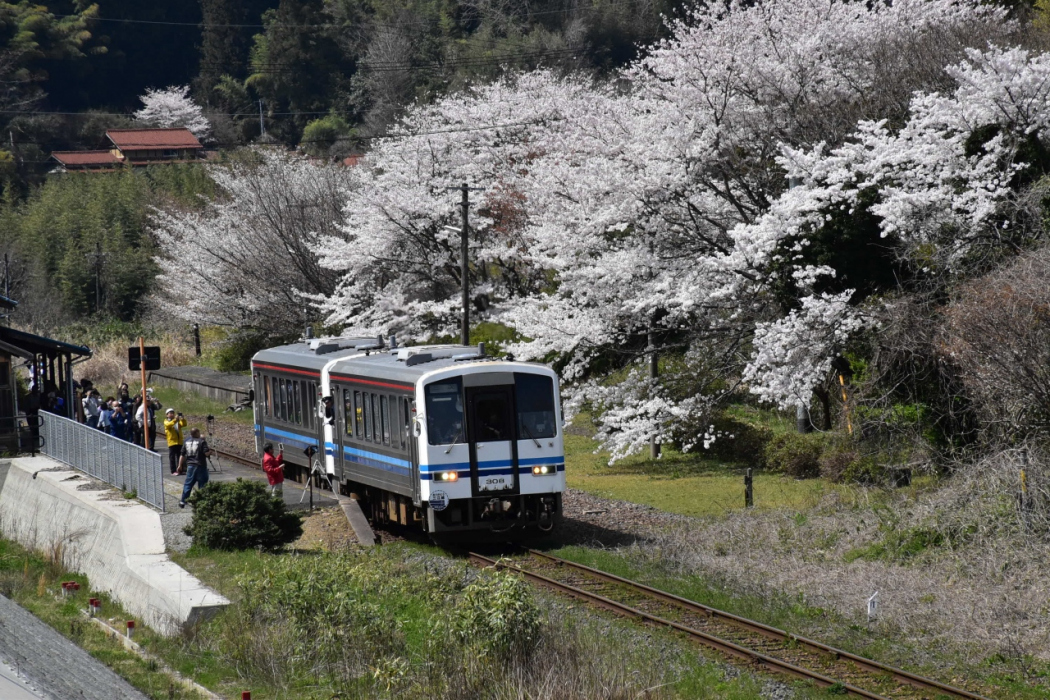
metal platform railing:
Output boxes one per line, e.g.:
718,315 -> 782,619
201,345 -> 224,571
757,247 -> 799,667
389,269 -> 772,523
39,411 -> 165,511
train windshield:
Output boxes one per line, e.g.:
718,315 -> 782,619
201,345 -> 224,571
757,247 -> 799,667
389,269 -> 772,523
515,373 -> 556,439
425,378 -> 463,445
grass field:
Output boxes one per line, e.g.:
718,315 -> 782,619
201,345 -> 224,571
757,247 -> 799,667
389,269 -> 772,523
563,411 -> 846,517
147,386 -> 255,427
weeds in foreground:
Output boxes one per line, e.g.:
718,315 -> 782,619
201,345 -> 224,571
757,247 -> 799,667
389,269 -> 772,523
163,545 -> 776,699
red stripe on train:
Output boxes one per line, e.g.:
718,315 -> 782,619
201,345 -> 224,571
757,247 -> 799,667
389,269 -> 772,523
330,374 -> 413,391
252,362 -> 320,377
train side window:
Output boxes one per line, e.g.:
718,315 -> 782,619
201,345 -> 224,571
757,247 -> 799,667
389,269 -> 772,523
311,382 -> 318,429
363,392 -> 372,441
303,382 -> 313,429
284,379 -> 291,423
293,380 -> 302,425
371,394 -> 381,443
402,398 -> 412,448
381,395 -> 391,445
280,379 -> 288,422
263,375 -> 271,417
353,391 -> 363,437
266,377 -> 275,421
393,397 -> 404,449
343,389 -> 353,436
276,378 -> 283,422
283,379 -> 290,423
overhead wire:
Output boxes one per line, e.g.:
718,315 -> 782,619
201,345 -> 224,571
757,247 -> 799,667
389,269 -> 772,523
53,3 -> 645,29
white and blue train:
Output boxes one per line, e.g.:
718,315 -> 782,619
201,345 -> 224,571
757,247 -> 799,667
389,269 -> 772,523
251,335 -> 564,537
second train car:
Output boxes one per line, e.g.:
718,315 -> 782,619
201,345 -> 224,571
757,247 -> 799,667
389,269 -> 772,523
251,335 -> 564,537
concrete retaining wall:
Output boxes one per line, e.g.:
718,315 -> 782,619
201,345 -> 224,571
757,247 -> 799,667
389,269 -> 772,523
148,366 -> 251,407
0,456 -> 228,636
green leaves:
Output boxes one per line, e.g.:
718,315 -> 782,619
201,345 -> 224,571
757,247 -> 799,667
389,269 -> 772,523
455,567 -> 540,660
184,478 -> 303,551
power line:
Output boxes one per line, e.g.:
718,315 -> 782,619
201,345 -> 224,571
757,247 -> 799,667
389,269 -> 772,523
233,46 -> 587,74
54,4 -> 644,29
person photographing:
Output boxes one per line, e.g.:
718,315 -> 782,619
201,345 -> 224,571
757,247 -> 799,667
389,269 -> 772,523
262,443 -> 285,499
179,428 -> 213,508
164,408 -> 187,475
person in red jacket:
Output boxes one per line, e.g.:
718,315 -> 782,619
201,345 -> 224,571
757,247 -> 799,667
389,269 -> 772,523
262,443 -> 285,499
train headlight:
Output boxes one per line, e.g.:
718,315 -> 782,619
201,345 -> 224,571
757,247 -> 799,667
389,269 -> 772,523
439,471 -> 458,482
532,465 -> 556,475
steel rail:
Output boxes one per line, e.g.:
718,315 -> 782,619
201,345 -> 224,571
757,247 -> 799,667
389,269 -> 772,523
211,448 -> 259,468
525,550 -> 991,700
469,551 -> 888,700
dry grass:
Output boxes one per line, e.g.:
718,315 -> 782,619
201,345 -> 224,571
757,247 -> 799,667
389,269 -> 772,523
76,335 -> 198,395
617,446 -> 1050,685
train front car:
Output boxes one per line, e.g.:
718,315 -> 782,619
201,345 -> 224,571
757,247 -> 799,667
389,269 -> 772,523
417,354 -> 564,538
326,343 -> 565,540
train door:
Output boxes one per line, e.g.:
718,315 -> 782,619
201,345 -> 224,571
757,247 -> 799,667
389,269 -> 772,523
334,385 -> 349,482
404,397 -> 421,505
253,372 -> 265,454
466,385 -> 517,494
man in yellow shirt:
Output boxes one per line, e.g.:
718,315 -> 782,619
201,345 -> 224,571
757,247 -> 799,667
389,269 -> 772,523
164,408 -> 187,475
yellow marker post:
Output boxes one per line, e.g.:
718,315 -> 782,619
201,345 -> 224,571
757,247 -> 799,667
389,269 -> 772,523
839,373 -> 853,436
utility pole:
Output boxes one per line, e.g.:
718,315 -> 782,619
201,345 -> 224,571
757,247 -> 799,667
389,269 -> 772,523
85,242 -> 108,314
139,336 -> 149,450
459,183 -> 470,346
649,324 -> 660,459
445,183 -> 485,346
3,253 -> 8,298
258,100 -> 266,138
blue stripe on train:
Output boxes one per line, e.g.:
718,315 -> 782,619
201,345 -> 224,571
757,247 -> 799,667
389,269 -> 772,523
256,425 -> 314,450
257,425 -> 564,480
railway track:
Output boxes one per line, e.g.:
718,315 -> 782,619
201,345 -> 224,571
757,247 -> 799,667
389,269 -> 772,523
211,447 -> 258,468
469,550 -> 991,700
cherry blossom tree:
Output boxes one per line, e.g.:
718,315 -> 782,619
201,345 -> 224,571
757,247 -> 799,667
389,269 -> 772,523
153,149 -> 352,334
315,71 -> 593,339
310,0 -> 1020,458
134,85 -> 212,140
735,45 -> 1050,406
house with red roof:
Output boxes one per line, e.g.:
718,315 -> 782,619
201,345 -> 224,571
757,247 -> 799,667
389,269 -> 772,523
51,128 -> 205,172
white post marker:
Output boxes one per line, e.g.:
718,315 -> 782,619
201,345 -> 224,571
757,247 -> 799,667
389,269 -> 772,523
867,591 -> 879,622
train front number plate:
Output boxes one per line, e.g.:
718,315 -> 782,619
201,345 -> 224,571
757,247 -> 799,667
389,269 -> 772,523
479,474 -> 514,491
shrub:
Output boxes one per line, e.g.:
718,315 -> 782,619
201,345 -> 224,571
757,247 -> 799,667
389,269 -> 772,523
184,479 -> 302,550
818,447 -> 884,484
764,432 -> 826,478
456,568 -> 541,660
300,114 -> 355,158
216,332 -> 269,372
818,446 -> 856,482
702,414 -> 774,467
